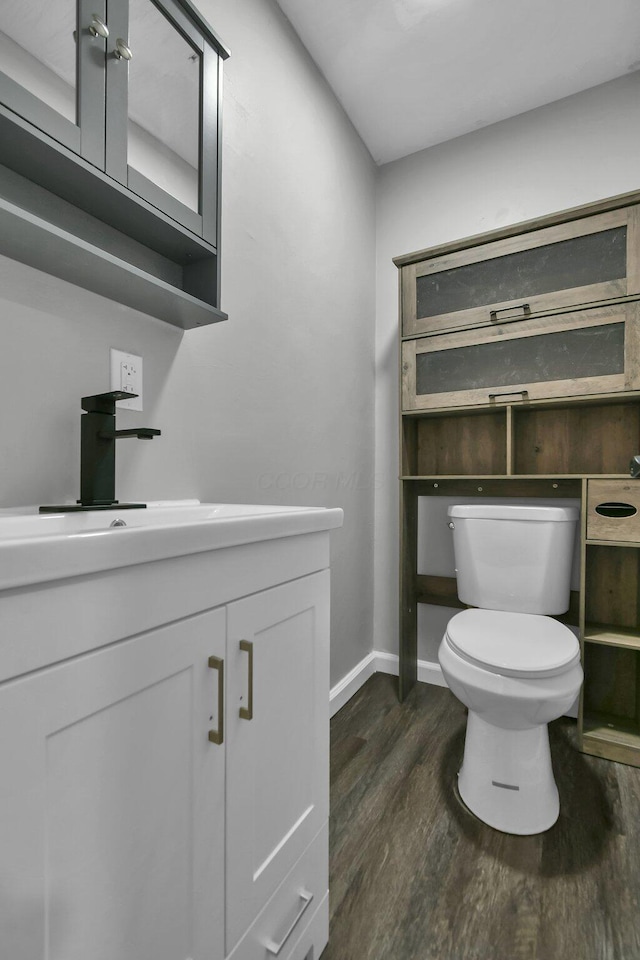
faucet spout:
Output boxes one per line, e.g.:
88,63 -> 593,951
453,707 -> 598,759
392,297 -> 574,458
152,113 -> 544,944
100,428 -> 162,440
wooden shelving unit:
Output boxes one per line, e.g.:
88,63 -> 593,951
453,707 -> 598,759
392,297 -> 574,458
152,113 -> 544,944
396,189 -> 640,767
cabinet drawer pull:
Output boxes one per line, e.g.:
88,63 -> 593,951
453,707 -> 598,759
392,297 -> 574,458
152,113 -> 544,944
489,303 -> 531,322
265,890 -> 314,956
595,501 -> 638,518
208,655 -> 224,745
488,389 -> 529,403
239,640 -> 253,720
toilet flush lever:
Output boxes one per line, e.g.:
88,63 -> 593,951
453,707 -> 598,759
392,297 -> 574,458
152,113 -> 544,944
448,521 -> 455,530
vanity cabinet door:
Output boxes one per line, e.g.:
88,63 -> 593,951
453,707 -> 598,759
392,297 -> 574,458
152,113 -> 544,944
105,0 -> 220,243
0,607 -> 226,960
402,205 -> 640,337
0,0 -> 106,166
225,570 -> 330,955
402,303 -> 640,412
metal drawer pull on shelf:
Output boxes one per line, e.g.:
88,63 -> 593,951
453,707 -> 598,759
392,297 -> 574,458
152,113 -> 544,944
208,655 -> 224,745
265,890 -> 314,956
488,390 -> 529,403
490,303 -> 531,322
239,639 -> 254,720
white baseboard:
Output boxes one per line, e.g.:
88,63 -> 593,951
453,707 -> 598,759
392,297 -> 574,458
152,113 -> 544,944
330,651 -> 447,718
329,651 -> 579,720
329,653 -> 377,717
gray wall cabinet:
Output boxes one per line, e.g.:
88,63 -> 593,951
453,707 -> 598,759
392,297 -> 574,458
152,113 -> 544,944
0,0 -> 229,329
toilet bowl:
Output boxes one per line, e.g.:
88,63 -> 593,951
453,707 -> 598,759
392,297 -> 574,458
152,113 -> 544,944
439,503 -> 582,835
439,608 -> 583,834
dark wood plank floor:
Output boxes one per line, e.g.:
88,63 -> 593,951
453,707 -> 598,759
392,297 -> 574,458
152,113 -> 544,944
325,673 -> 640,960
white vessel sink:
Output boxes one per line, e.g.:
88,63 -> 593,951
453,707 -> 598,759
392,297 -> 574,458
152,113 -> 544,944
0,500 -> 343,590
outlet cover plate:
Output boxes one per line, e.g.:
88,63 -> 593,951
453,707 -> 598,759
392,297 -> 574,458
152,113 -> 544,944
110,349 -> 142,410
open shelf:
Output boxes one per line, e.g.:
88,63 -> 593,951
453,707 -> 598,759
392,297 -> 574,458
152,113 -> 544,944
584,624 -> 640,648
581,640 -> 640,766
409,409 -> 507,476
0,197 -> 226,329
585,544 -> 640,629
403,396 -> 640,480
581,720 -> 640,765
587,539 -> 640,547
513,401 -> 640,475
0,106 -> 226,329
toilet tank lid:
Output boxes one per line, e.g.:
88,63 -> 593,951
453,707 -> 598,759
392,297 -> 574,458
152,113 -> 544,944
448,504 -> 579,522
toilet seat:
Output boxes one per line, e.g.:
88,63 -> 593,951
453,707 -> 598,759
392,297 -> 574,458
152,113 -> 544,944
445,608 -> 580,679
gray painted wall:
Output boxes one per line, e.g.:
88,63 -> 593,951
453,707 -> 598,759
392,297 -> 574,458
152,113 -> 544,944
374,71 -> 640,662
0,0 -> 376,687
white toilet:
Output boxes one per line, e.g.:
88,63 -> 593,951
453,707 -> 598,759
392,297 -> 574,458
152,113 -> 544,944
438,503 -> 583,835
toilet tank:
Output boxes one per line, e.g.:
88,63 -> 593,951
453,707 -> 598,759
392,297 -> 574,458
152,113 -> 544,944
448,504 -> 579,615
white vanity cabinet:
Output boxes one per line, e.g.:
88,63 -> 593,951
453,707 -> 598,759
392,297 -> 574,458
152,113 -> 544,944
0,505 -> 341,960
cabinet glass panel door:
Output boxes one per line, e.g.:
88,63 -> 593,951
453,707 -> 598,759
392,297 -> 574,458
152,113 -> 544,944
402,304 -> 640,411
415,229 -> 627,322
105,0 -> 216,239
402,207 -> 640,337
0,0 -> 105,164
0,0 -> 77,122
416,323 -> 625,396
127,0 -> 200,212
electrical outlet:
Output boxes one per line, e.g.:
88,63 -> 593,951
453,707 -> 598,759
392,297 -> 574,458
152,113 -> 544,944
110,349 -> 143,410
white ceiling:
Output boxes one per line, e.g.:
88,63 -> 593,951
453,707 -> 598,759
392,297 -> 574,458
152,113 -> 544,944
275,0 -> 640,165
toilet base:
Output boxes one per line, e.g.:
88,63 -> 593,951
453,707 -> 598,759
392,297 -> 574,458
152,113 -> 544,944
457,710 -> 559,835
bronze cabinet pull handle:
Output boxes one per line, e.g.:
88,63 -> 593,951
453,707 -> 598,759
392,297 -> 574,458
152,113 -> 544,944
239,640 -> 254,720
208,655 -> 224,745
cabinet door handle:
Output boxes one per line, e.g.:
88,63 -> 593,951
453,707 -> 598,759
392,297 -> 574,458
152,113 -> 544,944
114,38 -> 133,60
239,640 -> 254,721
264,890 -> 314,956
208,656 -> 224,745
89,14 -> 109,39
488,389 -> 529,403
489,303 -> 531,322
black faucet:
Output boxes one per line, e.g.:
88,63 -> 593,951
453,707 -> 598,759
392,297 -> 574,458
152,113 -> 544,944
40,391 -> 161,513
79,391 -> 161,507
